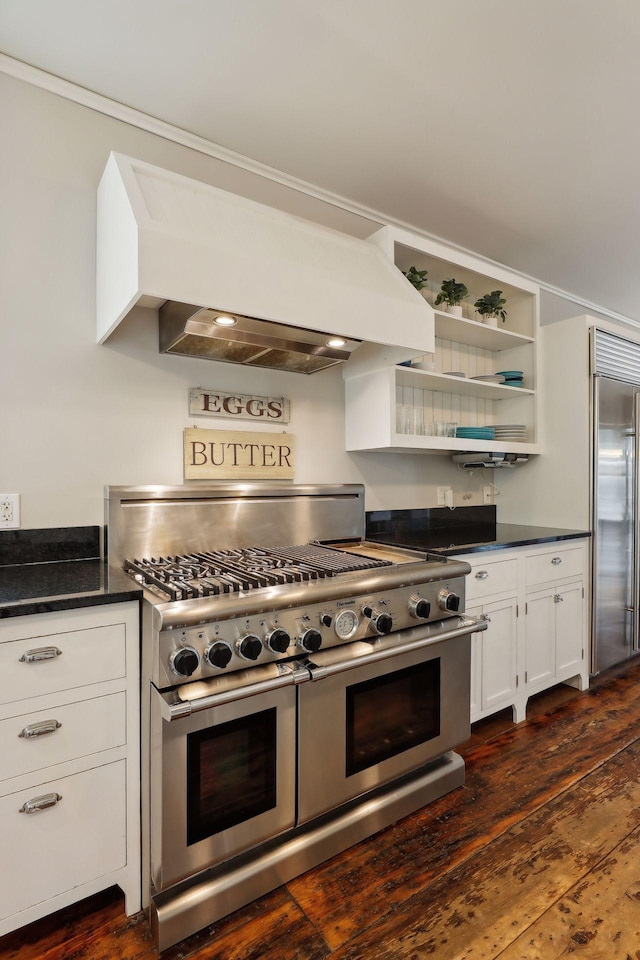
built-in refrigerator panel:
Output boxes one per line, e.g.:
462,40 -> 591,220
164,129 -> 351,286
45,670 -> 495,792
592,374 -> 637,672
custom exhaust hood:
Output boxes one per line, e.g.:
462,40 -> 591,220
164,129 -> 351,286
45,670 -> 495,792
96,154 -> 434,374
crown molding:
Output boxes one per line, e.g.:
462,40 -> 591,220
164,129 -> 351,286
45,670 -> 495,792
1,52 -> 637,330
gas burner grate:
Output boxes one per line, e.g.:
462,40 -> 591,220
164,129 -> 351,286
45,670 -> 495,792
124,543 -> 392,601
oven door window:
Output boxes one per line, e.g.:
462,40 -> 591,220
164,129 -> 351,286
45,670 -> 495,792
186,706 -> 277,845
346,659 -> 440,776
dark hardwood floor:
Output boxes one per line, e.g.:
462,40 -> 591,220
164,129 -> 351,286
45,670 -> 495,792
3,660 -> 640,959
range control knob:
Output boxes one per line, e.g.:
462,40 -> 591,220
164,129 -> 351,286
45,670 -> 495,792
236,634 -> 263,661
362,605 -> 393,635
205,641 -> 233,669
170,646 -> 200,677
438,589 -> 461,613
266,628 -> 291,653
298,628 -> 322,653
409,596 -> 431,620
320,613 -> 333,628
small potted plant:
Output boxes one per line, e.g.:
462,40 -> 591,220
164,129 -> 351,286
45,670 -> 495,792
402,265 -> 429,291
474,290 -> 507,327
435,278 -> 469,317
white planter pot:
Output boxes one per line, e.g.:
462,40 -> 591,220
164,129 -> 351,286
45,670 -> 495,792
484,315 -> 499,328
445,304 -> 463,317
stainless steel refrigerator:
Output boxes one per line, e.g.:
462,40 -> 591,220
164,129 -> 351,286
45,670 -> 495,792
592,344 -> 640,672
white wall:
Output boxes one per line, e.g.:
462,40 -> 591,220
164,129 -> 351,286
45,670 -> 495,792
1,73 -> 477,529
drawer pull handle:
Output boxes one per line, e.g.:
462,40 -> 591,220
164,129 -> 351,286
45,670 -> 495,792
475,571 -> 489,580
18,719 -> 62,739
19,792 -> 62,815
19,646 -> 62,663
554,594 -> 564,603
551,557 -> 563,565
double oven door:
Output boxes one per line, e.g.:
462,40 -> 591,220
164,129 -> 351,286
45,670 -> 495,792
150,624 -> 472,894
297,631 -> 471,823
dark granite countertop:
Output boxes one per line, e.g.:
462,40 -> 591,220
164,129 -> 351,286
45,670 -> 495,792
0,526 -> 142,619
399,522 -> 590,556
366,506 -> 591,557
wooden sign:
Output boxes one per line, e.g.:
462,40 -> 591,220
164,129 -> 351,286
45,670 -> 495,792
184,428 -> 295,480
189,388 -> 290,423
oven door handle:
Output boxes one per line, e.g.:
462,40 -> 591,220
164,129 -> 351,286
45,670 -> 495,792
158,663 -> 309,721
303,616 -> 487,682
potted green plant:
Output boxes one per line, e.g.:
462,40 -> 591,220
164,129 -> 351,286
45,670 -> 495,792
402,265 -> 429,291
474,290 -> 507,327
434,278 -> 469,317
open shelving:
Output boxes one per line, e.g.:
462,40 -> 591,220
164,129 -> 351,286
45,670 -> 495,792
344,226 -> 541,455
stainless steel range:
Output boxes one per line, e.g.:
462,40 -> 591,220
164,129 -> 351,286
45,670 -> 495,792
105,483 -> 486,951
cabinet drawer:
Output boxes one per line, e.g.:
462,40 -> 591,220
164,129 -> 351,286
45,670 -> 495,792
465,558 -> 518,602
0,624 -> 126,706
525,546 -> 584,586
0,760 -> 126,922
0,693 -> 126,782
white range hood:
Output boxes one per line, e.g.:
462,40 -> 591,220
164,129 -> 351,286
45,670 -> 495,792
96,153 -> 434,374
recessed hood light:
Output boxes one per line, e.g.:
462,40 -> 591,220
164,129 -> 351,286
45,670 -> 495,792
159,302 -> 362,374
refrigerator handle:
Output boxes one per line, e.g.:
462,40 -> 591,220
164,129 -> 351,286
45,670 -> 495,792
591,374 -> 600,674
634,390 -> 640,653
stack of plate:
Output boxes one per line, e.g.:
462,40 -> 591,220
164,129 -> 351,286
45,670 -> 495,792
494,424 -> 527,441
496,370 -> 523,387
455,426 -> 495,440
471,374 -> 506,384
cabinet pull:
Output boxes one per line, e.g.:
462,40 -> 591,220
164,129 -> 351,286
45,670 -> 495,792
19,792 -> 62,814
554,594 -> 564,603
481,613 -> 492,623
551,556 -> 562,565
18,719 -> 62,739
19,646 -> 62,663
475,570 -> 489,580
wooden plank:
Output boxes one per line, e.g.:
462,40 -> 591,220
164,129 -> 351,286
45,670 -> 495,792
500,827 -> 640,959
287,668 -> 640,950
328,743 -> 640,960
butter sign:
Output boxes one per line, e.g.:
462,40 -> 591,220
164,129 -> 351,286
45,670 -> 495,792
184,428 -> 295,480
189,388 -> 290,423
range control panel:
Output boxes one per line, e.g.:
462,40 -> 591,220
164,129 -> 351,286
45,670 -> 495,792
157,576 -> 466,687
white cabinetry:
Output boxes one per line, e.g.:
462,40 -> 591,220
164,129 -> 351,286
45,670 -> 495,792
0,602 -> 140,936
345,225 -> 540,454
460,539 -> 589,723
524,545 -> 586,696
465,552 -> 520,722
468,596 -> 518,719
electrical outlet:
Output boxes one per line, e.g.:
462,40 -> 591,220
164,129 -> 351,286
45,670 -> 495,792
0,494 -> 20,529
437,486 -> 453,508
483,485 -> 493,504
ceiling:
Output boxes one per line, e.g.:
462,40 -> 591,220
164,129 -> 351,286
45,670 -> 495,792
2,0 -> 639,321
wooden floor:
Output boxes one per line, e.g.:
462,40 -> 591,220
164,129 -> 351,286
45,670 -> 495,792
4,660 -> 640,959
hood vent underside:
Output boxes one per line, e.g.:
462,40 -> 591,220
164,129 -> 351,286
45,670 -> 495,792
159,302 -> 360,374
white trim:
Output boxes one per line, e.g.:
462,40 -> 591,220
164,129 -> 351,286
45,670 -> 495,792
2,52 -> 638,333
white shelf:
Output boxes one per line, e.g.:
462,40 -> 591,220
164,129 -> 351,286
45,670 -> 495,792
394,366 -> 534,400
433,311 -> 534,351
354,435 -> 540,455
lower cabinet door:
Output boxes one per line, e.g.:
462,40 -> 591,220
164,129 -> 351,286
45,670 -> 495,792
468,598 -> 517,719
555,581 -> 584,677
0,760 -> 126,922
525,590 -> 556,692
480,598 -> 518,713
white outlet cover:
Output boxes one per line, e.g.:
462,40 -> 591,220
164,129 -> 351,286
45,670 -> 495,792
0,493 -> 20,529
